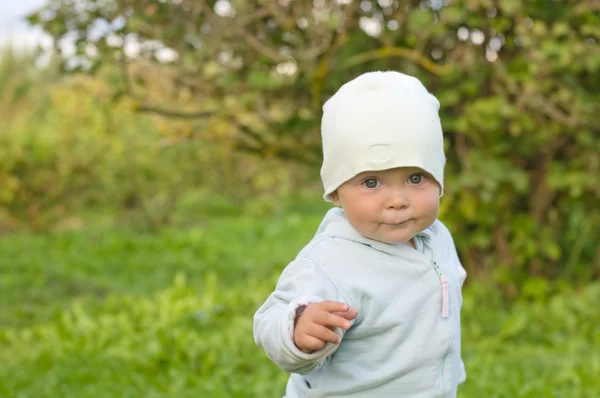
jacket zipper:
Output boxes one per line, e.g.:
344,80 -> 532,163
424,240 -> 449,319
420,236 -> 451,397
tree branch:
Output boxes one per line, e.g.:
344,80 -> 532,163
139,105 -> 215,119
341,47 -> 453,75
257,0 -> 295,30
240,26 -> 289,62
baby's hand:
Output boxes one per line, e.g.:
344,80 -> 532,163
293,301 -> 358,352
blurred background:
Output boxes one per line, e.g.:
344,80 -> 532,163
0,0 -> 599,397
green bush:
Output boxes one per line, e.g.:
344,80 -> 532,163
27,0 -> 600,287
0,52 -> 304,232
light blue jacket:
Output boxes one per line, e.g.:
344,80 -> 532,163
254,208 -> 467,397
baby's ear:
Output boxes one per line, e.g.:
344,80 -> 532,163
331,191 -> 341,206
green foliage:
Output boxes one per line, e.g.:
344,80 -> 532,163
0,64 -> 186,230
22,0 -> 600,287
0,212 -> 323,327
0,51 -> 308,232
1,214 -> 599,397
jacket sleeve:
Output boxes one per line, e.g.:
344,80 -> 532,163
445,222 -> 468,384
451,232 -> 467,385
253,255 -> 351,374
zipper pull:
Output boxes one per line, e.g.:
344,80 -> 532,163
440,276 -> 449,318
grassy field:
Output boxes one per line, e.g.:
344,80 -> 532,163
1,212 -> 599,397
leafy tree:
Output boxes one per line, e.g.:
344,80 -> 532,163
27,0 -> 600,287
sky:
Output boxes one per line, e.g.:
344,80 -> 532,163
0,0 -> 51,52
0,0 -> 177,63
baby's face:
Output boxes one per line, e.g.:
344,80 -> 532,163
331,167 -> 440,245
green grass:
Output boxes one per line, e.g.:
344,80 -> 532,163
1,212 -> 599,397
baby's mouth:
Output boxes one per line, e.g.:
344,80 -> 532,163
383,218 -> 413,226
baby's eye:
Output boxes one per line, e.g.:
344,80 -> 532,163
363,178 -> 381,189
409,174 -> 424,184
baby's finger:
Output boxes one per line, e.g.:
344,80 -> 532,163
332,308 -> 359,321
315,300 -> 350,314
314,310 -> 351,329
307,324 -> 342,344
296,334 -> 327,352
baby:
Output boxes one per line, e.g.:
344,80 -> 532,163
254,71 -> 467,397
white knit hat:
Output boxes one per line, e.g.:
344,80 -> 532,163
320,71 -> 445,201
